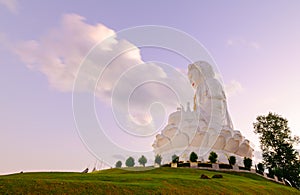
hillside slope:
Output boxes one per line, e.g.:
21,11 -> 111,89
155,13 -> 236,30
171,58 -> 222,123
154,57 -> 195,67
0,167 -> 299,194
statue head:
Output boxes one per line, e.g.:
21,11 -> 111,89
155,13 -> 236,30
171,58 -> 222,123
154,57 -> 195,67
188,61 -> 215,89
188,63 -> 201,89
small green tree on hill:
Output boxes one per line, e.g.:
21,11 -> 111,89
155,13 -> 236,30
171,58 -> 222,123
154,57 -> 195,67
115,160 -> 122,168
125,157 -> 135,167
257,163 -> 264,174
172,154 -> 179,163
243,157 -> 252,170
190,152 -> 198,162
228,156 -> 236,166
138,155 -> 147,167
209,151 -> 218,163
154,154 -> 162,166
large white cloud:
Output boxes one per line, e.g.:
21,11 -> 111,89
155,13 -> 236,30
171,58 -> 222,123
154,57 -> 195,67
15,14 -> 193,128
15,14 -> 121,92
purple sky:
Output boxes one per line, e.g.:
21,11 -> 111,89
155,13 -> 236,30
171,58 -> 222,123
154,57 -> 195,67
0,1 -> 300,174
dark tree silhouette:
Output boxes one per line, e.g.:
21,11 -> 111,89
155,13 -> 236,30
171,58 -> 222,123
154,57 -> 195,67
209,151 -> 218,163
154,154 -> 162,166
138,155 -> 147,167
115,160 -> 122,168
172,154 -> 179,163
228,156 -> 236,166
125,157 -> 135,167
254,112 -> 299,188
189,152 -> 198,162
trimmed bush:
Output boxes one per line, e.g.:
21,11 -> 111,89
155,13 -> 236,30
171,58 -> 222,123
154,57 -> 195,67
198,163 -> 212,168
172,154 -> 179,163
228,156 -> 236,166
219,164 -> 232,169
267,168 -> 275,179
115,161 -> 122,168
209,151 -> 218,163
154,154 -> 162,166
177,162 -> 190,167
125,157 -> 135,167
257,163 -> 264,174
189,152 -> 198,162
243,157 -> 252,170
138,155 -> 147,167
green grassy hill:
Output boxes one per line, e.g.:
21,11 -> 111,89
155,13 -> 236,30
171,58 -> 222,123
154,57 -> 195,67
0,167 -> 299,194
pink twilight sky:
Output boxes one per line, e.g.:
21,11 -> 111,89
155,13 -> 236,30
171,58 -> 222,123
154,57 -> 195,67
0,1 -> 300,174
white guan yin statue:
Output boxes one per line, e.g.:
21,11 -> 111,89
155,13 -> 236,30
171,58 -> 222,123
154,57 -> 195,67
152,61 -> 253,165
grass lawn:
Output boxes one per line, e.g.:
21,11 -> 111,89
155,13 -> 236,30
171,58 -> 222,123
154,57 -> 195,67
0,167 -> 299,194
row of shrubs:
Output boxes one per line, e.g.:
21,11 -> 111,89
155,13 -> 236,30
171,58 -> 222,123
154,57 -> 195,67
162,162 -> 214,168
115,151 -> 253,171
255,163 -> 284,181
170,151 -> 253,170
115,154 -> 163,168
162,162 -> 252,170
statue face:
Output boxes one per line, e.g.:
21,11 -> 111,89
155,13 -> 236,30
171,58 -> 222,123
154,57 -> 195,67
188,66 -> 202,89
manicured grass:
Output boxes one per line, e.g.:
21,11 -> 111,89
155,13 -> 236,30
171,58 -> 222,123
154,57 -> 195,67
0,167 -> 299,194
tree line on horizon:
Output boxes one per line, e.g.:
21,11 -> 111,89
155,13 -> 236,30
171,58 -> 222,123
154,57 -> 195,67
115,151 -> 252,170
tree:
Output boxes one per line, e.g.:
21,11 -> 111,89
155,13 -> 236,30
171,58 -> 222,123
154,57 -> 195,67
228,156 -> 236,166
154,154 -> 162,166
125,157 -> 135,167
115,160 -> 122,168
253,112 -> 299,187
138,155 -> 147,167
209,151 -> 218,163
172,154 -> 179,163
257,163 -> 264,174
190,152 -> 198,162
243,157 -> 252,170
